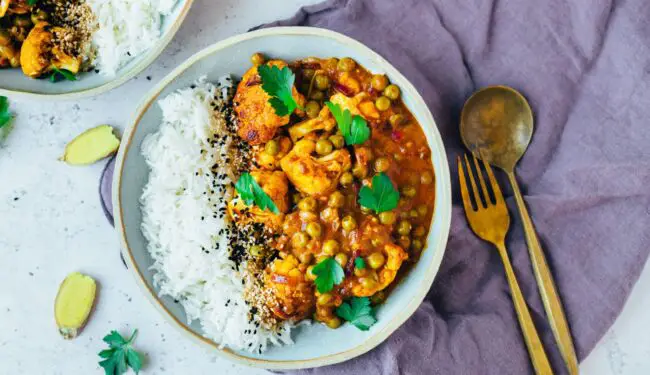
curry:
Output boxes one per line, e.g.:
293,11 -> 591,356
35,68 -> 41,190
229,53 -> 436,330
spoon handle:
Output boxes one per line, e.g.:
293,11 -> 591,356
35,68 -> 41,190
507,172 -> 579,375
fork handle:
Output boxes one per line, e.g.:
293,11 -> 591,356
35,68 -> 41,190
496,242 -> 553,374
508,172 -> 579,375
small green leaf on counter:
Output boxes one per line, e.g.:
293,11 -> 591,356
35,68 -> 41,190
358,172 -> 400,213
0,96 -> 13,129
312,257 -> 345,293
235,172 -> 279,214
336,297 -> 377,331
98,329 -> 143,375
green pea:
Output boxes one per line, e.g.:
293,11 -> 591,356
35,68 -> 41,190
379,211 -> 396,225
264,139 -> 280,156
315,75 -> 330,90
316,139 -> 334,155
342,215 -> 357,231
397,220 -> 412,236
305,101 -> 321,119
250,53 -> 265,65
337,57 -> 356,72
375,96 -> 391,111
371,74 -> 388,91
383,84 -> 401,100
340,172 -> 354,186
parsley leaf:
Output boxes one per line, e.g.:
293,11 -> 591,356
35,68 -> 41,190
0,96 -> 13,129
258,64 -> 300,116
336,297 -> 377,331
312,257 -> 344,293
354,257 -> 366,270
98,329 -> 143,375
234,172 -> 279,214
49,67 -> 77,83
358,172 -> 400,213
325,101 -> 370,145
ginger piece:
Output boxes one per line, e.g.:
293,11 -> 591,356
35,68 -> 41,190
54,272 -> 97,339
60,125 -> 120,165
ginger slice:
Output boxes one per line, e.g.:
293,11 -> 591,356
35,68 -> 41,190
54,272 -> 97,339
60,125 -> 120,165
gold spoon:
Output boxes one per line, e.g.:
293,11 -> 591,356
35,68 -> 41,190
460,86 -> 579,375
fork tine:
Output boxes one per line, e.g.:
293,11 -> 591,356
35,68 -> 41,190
472,152 -> 491,205
463,154 -> 483,208
457,156 -> 474,213
479,150 -> 505,203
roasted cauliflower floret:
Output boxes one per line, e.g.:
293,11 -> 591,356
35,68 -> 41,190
227,170 -> 290,229
280,139 -> 351,197
234,59 -> 306,145
329,92 -> 379,120
352,243 -> 408,297
266,254 -> 315,320
20,23 -> 80,78
288,105 -> 337,142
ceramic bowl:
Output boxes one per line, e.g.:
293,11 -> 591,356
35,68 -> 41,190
113,27 -> 452,370
0,0 -> 193,99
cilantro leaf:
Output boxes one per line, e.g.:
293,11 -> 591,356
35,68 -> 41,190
326,101 -> 370,145
354,257 -> 366,270
49,67 -> 77,83
234,172 -> 279,214
336,297 -> 377,331
258,64 -> 299,116
358,172 -> 400,213
98,329 -> 143,375
312,257 -> 344,293
0,96 -> 13,129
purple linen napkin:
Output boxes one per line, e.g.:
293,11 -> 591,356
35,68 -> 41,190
258,0 -> 650,374
101,0 -> 650,373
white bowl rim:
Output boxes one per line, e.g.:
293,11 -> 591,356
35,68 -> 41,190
113,26 -> 452,370
0,0 -> 194,100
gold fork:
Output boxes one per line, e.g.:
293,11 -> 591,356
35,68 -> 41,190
458,153 -> 553,375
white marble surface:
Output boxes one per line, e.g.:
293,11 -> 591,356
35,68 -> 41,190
0,0 -> 648,374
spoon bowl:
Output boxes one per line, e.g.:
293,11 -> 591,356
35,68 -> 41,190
460,85 -> 533,172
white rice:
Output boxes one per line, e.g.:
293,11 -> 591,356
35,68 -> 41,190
88,0 -> 179,76
140,77 -> 294,353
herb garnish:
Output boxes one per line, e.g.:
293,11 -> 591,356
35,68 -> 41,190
0,96 -> 13,129
312,257 -> 345,293
336,297 -> 377,331
27,0 -> 38,5
358,172 -> 400,213
98,329 -> 143,375
49,67 -> 77,83
326,101 -> 370,145
258,64 -> 300,116
234,172 -> 279,214
354,257 -> 366,270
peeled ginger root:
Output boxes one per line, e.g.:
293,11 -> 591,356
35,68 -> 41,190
55,272 -> 97,339
60,125 -> 120,165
